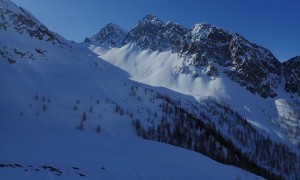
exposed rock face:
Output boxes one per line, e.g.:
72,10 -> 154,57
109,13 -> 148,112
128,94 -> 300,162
283,56 -> 300,95
0,0 -> 60,42
78,13 -> 300,98
123,14 -> 164,50
92,23 -> 127,47
123,14 -> 188,52
0,0 -> 62,64
119,15 -> 283,98
226,35 -> 282,98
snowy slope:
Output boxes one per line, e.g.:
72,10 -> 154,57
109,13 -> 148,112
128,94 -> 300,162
91,43 -> 299,146
1,0 -> 300,179
0,26 -> 261,180
1,116 -> 263,180
88,14 -> 300,148
0,0 -> 266,179
87,16 -> 300,179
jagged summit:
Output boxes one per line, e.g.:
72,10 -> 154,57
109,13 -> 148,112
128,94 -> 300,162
105,23 -> 126,31
189,23 -> 216,42
86,14 -> 292,98
124,15 -> 282,98
123,14 -> 166,50
87,23 -> 127,47
287,55 -> 300,61
138,14 -> 163,25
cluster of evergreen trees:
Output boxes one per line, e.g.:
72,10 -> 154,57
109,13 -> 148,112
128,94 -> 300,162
125,85 -> 300,179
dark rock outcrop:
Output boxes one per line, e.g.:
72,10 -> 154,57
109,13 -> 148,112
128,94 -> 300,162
283,56 -> 300,95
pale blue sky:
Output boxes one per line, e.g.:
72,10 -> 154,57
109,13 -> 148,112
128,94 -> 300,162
10,0 -> 300,61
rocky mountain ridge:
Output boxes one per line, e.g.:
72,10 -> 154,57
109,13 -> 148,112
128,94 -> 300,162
89,14 -> 298,99
283,56 -> 300,95
0,0 -> 61,43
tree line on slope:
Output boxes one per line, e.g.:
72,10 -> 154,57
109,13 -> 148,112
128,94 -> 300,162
125,85 -> 299,180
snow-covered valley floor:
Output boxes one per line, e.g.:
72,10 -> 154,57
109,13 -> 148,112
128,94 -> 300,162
0,118 -> 262,180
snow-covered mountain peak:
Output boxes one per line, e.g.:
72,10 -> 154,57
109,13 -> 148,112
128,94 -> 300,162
105,23 -> 126,31
0,0 -> 36,26
192,23 -> 233,44
123,14 -> 188,51
90,14 -> 290,98
192,22 -> 215,29
86,23 -> 127,47
0,0 -> 18,12
0,0 -> 71,65
123,14 -> 163,50
138,14 -> 163,25
0,0 -> 62,43
0,0 -> 23,10
288,55 -> 300,62
190,23 -> 216,40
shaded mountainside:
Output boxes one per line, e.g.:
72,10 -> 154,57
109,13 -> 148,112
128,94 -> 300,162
86,14 -> 300,179
90,14 -> 294,99
0,0 -> 68,64
283,56 -> 300,96
126,84 -> 299,180
1,1 -> 300,179
86,23 -> 127,47
124,14 -> 188,53
0,0 -> 61,43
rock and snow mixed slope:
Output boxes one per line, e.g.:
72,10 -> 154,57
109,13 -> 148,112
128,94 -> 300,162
1,0 -> 300,179
88,14 -> 283,98
88,15 -> 300,179
0,0 -> 265,179
89,14 -> 300,147
90,44 -> 300,179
